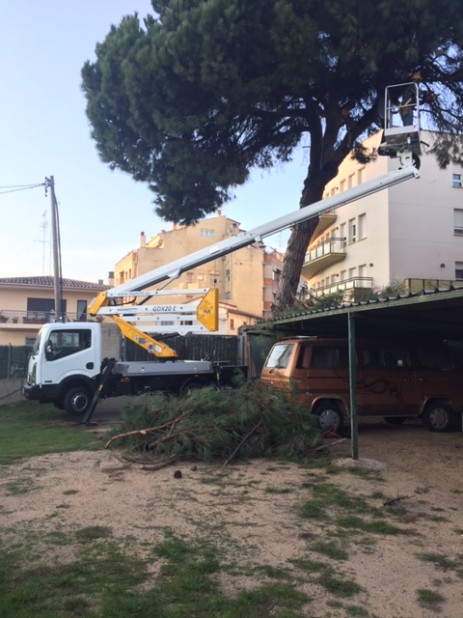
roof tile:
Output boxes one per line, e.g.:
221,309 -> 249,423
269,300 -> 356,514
0,276 -> 109,290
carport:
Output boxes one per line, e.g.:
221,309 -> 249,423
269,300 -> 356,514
261,285 -> 463,459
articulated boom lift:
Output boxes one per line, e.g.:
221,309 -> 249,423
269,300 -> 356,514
89,86 -> 421,360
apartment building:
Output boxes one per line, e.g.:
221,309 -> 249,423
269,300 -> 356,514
302,131 -> 463,299
113,213 -> 291,330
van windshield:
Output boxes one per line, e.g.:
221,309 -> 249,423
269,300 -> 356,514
265,343 -> 294,369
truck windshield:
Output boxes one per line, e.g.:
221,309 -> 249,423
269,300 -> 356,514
32,329 -> 43,355
265,343 -> 294,369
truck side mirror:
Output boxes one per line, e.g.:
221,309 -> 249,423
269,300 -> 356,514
45,340 -> 54,360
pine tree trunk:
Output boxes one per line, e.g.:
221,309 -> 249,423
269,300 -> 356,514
272,177 -> 326,312
272,219 -> 318,311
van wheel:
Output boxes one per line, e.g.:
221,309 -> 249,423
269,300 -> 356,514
64,386 -> 92,417
422,401 -> 453,432
313,402 -> 342,433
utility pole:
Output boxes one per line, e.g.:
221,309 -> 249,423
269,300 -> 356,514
45,176 -> 64,321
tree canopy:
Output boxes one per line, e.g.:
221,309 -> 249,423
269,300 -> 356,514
82,0 -> 463,309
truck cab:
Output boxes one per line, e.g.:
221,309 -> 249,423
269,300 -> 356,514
23,323 -> 103,415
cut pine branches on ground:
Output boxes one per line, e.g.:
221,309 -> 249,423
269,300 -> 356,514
105,381 -> 322,465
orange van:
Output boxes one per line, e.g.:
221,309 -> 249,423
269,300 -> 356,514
260,336 -> 463,432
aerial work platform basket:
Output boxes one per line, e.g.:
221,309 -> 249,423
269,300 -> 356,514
379,82 -> 422,161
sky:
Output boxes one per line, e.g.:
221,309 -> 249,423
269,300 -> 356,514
0,1 -> 307,284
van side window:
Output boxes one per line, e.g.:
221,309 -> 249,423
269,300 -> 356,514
361,348 -> 381,368
382,348 -> 409,369
311,346 -> 348,369
415,347 -> 454,370
296,346 -> 312,369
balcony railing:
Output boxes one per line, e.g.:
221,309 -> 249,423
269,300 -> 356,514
301,237 -> 346,278
0,310 -> 99,326
309,276 -> 374,299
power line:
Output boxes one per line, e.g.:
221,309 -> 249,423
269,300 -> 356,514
0,183 -> 45,195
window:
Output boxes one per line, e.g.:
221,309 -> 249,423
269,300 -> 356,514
230,318 -> 235,330
200,229 -> 214,237
358,213 -> 366,239
348,173 -> 355,189
76,300 -> 87,321
311,346 -> 348,369
265,343 -> 294,369
452,173 -> 462,188
416,347 -> 455,370
348,218 -> 357,243
296,346 -> 312,369
45,329 -> 91,361
340,222 -> 347,245
455,262 -> 463,280
361,348 -> 381,369
454,209 -> 463,235
382,348 -> 409,369
357,167 -> 365,184
26,298 -> 67,322
186,272 -> 194,284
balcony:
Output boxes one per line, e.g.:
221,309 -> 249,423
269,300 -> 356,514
311,212 -> 337,241
0,310 -> 97,328
301,237 -> 346,278
310,277 -> 374,299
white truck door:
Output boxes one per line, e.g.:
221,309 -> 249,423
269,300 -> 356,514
40,326 -> 99,384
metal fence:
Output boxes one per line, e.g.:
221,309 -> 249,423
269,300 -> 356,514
125,334 -> 243,363
0,345 -> 33,379
0,332 -> 278,381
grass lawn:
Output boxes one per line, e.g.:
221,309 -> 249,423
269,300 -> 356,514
0,400 -> 102,465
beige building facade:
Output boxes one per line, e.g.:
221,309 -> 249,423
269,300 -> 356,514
114,213 -> 291,331
302,131 -> 463,299
0,277 -> 108,345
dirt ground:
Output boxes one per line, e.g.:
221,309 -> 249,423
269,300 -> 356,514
1,417 -> 462,617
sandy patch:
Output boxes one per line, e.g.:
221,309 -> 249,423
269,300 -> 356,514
1,420 -> 462,617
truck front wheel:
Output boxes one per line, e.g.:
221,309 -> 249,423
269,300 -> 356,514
64,386 -> 92,417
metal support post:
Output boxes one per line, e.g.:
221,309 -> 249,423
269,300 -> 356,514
348,312 -> 359,460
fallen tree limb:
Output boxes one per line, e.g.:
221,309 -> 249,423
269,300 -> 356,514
310,438 -> 347,454
222,420 -> 263,467
139,456 -> 178,471
105,415 -> 186,449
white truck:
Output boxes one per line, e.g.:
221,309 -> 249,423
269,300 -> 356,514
23,84 -> 421,418
23,321 -> 247,416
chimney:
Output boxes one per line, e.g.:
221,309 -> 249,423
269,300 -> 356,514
140,231 -> 146,247
107,271 -> 115,286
